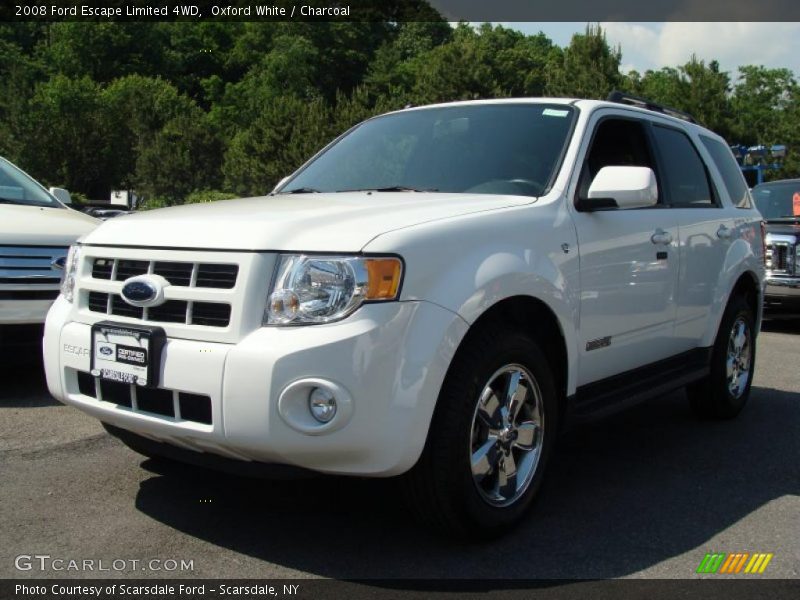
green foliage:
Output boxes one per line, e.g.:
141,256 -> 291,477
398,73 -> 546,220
545,24 -> 621,99
183,189 -> 238,204
0,21 -> 798,201
223,95 -> 331,196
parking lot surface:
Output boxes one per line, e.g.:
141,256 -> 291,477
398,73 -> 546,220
1,320 -> 798,580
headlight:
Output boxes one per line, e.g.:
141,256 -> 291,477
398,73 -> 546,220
264,254 -> 402,325
60,245 -> 81,303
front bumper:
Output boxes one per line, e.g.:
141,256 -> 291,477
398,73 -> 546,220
0,293 -> 58,324
43,296 -> 468,477
765,276 -> 800,309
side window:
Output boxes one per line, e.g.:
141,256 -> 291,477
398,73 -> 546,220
652,126 -> 715,207
579,118 -> 656,201
700,135 -> 751,208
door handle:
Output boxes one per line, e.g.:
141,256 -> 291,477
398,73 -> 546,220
717,225 -> 732,240
651,229 -> 673,245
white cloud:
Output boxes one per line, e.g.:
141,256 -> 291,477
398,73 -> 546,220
600,22 -> 800,77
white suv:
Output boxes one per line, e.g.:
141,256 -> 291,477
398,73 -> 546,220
1,156 -> 97,345
43,96 -> 765,537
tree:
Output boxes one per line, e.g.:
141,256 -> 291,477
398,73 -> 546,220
19,75 -> 114,197
545,24 -> 622,99
223,96 -> 331,196
731,65 -> 796,145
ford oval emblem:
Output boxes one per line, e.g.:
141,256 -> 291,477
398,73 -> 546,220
51,256 -> 67,270
99,346 -> 113,356
121,279 -> 158,306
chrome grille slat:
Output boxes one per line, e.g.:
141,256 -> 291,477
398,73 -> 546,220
0,245 -> 67,286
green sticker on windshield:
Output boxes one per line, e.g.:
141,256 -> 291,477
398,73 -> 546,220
543,108 -> 570,117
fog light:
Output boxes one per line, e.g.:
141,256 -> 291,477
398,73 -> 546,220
308,387 -> 337,423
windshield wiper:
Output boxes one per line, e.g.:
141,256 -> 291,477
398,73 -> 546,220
278,187 -> 321,194
0,197 -> 24,205
336,186 -> 438,193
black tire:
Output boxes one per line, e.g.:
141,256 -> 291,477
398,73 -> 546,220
687,294 -> 756,420
402,325 -> 557,539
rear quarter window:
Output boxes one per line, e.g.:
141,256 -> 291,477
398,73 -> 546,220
699,135 -> 751,208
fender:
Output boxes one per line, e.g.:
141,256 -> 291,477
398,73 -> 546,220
701,231 -> 764,348
365,197 -> 581,395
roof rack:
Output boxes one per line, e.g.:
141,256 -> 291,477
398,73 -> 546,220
606,91 -> 697,124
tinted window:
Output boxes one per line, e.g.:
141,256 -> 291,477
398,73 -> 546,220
700,136 -> 751,208
752,181 -> 800,219
282,104 -> 576,198
652,126 -> 714,207
580,118 -> 656,201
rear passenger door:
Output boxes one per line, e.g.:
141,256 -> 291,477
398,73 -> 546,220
649,124 -> 730,350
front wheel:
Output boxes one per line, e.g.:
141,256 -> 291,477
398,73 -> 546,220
402,327 -> 557,539
687,294 -> 756,419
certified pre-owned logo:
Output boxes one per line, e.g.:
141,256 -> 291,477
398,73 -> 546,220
120,275 -> 168,308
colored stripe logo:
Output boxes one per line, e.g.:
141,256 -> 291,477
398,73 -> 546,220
697,552 -> 774,574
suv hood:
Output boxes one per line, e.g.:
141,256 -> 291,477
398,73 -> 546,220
1,204 -> 99,246
82,192 -> 535,252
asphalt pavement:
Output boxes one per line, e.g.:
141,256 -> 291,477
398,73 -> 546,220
1,319 -> 798,580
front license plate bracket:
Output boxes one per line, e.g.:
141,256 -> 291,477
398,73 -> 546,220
90,321 -> 166,388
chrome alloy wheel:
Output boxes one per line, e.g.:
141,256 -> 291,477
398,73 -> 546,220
726,317 -> 752,399
469,364 -> 544,507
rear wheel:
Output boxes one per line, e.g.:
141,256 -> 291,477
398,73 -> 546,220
687,294 -> 756,419
402,326 -> 557,539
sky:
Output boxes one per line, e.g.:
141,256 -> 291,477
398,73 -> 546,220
502,23 -> 800,78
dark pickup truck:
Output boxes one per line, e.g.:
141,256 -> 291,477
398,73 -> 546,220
752,179 -> 800,310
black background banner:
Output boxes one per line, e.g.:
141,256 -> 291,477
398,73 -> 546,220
3,0 -> 800,22
4,580 -> 800,600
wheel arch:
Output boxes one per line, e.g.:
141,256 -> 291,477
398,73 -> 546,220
442,295 -> 571,430
704,269 -> 762,347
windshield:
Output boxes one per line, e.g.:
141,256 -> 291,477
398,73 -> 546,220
0,157 -> 60,208
281,104 -> 577,197
752,181 -> 800,220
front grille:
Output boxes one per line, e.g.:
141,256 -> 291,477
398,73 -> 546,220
153,262 -> 193,286
766,243 -> 794,275
0,245 -> 67,286
111,294 -> 143,319
0,290 -> 59,300
76,370 -> 212,425
88,291 -> 108,312
148,300 -> 189,323
91,258 -> 238,289
86,292 -> 231,327
116,260 -> 148,280
192,302 -> 232,327
196,263 -> 238,289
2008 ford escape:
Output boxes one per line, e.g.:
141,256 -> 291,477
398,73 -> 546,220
44,94 -> 765,537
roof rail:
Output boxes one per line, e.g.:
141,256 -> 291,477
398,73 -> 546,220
606,91 -> 697,124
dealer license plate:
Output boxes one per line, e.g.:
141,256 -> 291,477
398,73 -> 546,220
90,322 -> 165,387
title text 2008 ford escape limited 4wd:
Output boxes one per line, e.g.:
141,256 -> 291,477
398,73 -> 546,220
44,94 -> 765,537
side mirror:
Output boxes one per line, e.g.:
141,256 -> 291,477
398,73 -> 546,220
580,166 -> 658,211
49,187 -> 72,205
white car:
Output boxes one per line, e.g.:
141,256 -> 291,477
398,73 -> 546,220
0,157 -> 98,344
43,95 -> 765,537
